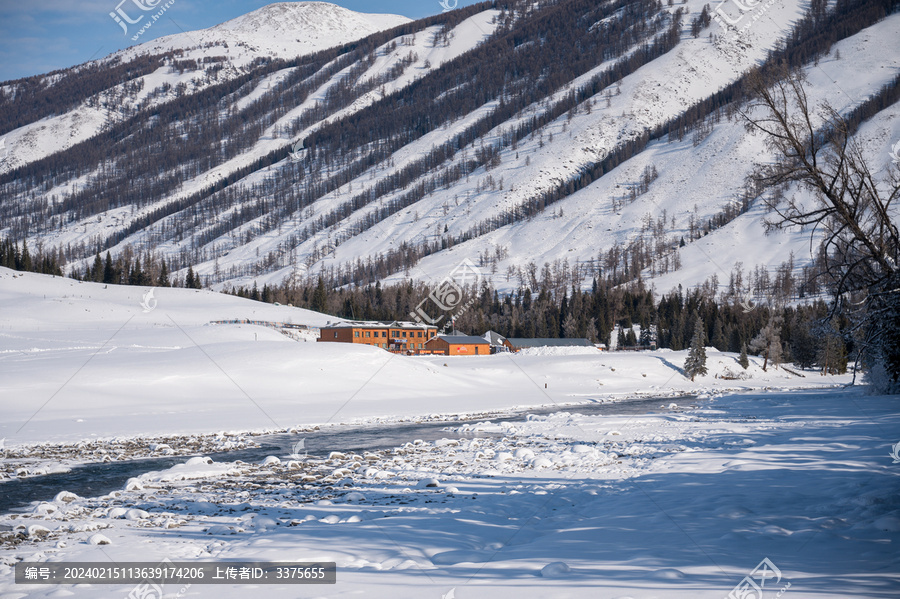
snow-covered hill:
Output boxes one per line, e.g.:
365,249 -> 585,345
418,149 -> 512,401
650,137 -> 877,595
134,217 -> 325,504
1,0 -> 898,302
0,266 -> 850,445
123,2 -> 411,64
0,2 -> 410,176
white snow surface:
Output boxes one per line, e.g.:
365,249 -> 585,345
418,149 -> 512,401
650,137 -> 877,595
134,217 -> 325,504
0,267 -> 850,446
0,268 -> 898,597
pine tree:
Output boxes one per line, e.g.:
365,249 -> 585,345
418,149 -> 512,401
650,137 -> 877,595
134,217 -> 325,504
103,252 -> 115,284
586,318 -> 599,343
20,240 -> 32,272
738,343 -> 750,369
684,318 -> 708,381
158,260 -> 169,287
311,276 -> 328,313
92,254 -> 103,282
562,314 -> 579,338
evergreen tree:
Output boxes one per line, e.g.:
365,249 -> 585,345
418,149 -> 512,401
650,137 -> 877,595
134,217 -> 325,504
789,316 -> 818,369
311,276 -> 328,313
130,256 -> 144,286
684,317 -> 708,381
738,343 -> 750,370
738,342 -> 750,369
562,314 -> 579,338
20,240 -> 32,272
103,252 -> 115,284
586,318 -> 599,343
817,318 -> 847,375
158,260 -> 170,287
92,254 -> 103,282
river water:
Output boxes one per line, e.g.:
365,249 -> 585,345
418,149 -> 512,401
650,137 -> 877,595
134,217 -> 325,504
0,396 -> 694,514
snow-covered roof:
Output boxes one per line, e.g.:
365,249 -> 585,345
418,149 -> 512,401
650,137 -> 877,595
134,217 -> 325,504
484,330 -> 508,345
323,320 -> 435,330
507,338 -> 594,348
431,335 -> 491,345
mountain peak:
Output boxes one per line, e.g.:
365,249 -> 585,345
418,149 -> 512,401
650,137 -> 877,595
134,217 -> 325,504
118,1 -> 410,66
210,2 -> 411,37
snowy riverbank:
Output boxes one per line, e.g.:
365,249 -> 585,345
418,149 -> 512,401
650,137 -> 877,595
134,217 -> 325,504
2,387 -> 898,598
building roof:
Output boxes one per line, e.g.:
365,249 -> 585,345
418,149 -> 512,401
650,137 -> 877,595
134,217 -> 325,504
484,330 -> 508,345
430,335 -> 490,345
322,320 -> 434,330
506,337 -> 594,347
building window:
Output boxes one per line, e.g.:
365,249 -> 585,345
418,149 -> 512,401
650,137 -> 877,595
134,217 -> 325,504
354,331 -> 359,337
334,332 -> 338,338
381,331 -> 386,337
365,331 -> 371,337
417,331 -> 422,337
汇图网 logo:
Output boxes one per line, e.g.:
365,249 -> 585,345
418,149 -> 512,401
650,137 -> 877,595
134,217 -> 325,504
110,0 -> 176,41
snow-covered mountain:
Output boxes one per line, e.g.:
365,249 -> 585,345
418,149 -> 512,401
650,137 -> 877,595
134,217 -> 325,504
1,0 -> 898,301
0,2 -> 411,177
122,2 -> 412,64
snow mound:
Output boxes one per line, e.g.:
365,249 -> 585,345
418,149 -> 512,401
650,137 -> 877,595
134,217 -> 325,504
540,561 -> 571,577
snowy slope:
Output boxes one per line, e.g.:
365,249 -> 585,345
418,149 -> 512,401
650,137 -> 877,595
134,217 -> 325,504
2,0 -> 899,303
1,387 -> 897,598
0,2 -> 411,175
124,2 -> 411,64
0,267 -> 850,448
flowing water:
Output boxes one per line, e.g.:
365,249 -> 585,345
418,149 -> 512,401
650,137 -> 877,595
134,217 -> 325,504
0,395 -> 695,514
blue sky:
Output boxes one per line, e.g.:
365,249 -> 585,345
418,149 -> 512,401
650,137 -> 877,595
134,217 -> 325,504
0,0 -> 480,82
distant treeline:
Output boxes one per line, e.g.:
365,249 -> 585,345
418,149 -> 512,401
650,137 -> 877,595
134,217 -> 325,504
0,235 -> 203,288
0,237 -> 62,276
226,273 -> 849,373
0,231 -> 847,372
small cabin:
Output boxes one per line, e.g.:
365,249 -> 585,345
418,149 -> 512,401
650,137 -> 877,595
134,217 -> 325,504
425,335 -> 491,356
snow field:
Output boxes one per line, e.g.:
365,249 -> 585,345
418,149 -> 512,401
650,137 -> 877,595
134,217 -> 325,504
1,389 -> 898,598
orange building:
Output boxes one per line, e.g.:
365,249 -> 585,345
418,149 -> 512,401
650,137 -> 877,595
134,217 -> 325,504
317,321 -> 438,354
424,335 -> 491,356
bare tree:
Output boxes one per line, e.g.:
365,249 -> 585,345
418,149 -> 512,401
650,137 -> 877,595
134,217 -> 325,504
743,67 -> 900,391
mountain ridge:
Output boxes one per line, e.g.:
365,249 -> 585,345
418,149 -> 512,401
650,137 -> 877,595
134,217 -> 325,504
0,0 -> 898,306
